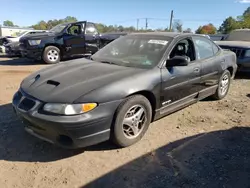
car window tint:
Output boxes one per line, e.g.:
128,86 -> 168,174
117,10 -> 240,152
68,25 -> 81,35
169,38 -> 196,62
193,36 -> 214,60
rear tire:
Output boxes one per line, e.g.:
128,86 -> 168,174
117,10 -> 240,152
42,46 -> 60,64
111,95 -> 152,148
212,70 -> 231,100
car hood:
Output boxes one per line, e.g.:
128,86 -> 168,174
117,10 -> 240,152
8,37 -> 19,42
21,58 -> 145,103
21,32 -> 55,41
215,40 -> 250,48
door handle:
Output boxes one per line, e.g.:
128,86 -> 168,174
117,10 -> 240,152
194,67 -> 200,72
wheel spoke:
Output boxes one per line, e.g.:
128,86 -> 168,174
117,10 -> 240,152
134,107 -> 144,120
123,116 -> 133,127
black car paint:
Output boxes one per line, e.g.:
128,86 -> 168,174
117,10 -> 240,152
19,21 -> 127,61
217,44 -> 250,73
13,33 -> 237,149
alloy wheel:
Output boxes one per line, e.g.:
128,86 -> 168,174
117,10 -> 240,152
122,105 -> 147,139
220,74 -> 229,96
47,49 -> 59,62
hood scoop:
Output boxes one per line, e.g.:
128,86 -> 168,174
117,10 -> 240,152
47,80 -> 60,86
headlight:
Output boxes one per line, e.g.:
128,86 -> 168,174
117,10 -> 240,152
43,103 -> 97,115
28,40 -> 41,46
244,49 -> 250,57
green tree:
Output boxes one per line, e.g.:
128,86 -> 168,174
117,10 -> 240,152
243,7 -> 250,17
218,17 -> 241,34
63,16 -> 78,23
3,20 -> 14,27
31,16 -> 78,30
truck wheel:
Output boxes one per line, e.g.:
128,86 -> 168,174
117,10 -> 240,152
42,46 -> 60,64
212,70 -> 231,100
111,95 -> 152,148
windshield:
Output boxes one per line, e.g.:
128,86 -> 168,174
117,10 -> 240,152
16,31 -> 27,37
91,35 -> 172,69
49,24 -> 68,33
225,30 -> 250,41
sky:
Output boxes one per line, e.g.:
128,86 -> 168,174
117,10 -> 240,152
0,0 -> 250,32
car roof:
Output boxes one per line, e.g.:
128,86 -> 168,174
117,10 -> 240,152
128,32 -> 206,39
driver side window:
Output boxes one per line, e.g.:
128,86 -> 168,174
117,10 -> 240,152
67,24 -> 82,35
169,38 -> 196,63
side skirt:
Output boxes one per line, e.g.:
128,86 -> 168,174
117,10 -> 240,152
153,85 -> 218,121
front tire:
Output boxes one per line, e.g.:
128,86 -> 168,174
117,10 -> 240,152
42,46 -> 61,64
112,95 -> 152,148
212,70 -> 231,100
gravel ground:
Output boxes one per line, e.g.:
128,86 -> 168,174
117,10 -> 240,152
0,56 -> 250,188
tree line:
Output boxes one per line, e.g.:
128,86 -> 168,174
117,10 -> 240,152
2,7 -> 250,34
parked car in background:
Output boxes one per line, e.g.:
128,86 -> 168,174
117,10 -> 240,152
0,36 -> 11,54
12,32 -> 237,149
209,34 -> 227,41
6,30 -> 47,43
216,29 -> 250,72
19,21 -> 128,64
4,30 -> 47,56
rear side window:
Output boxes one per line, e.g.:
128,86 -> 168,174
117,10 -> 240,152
193,36 -> 215,60
85,23 -> 98,35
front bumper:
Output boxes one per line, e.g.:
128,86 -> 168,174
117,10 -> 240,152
12,89 -> 122,149
5,45 -> 21,56
20,45 -> 43,60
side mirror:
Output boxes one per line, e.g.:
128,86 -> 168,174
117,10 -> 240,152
166,56 -> 189,67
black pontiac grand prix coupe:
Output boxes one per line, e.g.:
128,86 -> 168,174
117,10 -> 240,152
12,32 -> 237,149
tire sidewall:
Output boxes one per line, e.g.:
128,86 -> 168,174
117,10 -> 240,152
113,95 -> 152,147
217,70 -> 231,99
42,46 -> 60,64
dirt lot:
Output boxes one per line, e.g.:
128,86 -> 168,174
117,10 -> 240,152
0,56 -> 250,188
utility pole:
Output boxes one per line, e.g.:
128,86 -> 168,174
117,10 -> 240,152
169,10 -> 174,31
136,19 -> 139,31
145,18 -> 148,30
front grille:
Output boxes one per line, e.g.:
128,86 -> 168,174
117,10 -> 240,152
13,91 -> 23,102
229,48 -> 243,57
19,98 -> 36,111
13,90 -> 37,111
220,46 -> 243,57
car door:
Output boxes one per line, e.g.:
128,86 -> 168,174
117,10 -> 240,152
192,36 -> 223,98
63,22 -> 86,56
160,37 -> 201,113
84,22 -> 100,55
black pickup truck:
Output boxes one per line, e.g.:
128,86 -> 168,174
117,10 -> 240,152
19,21 -> 127,64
